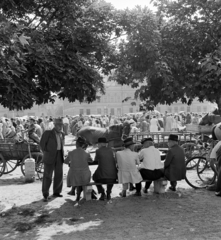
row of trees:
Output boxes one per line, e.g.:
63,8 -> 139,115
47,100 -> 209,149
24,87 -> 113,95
1,0 -> 221,113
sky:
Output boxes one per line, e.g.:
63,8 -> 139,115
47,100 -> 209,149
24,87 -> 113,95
105,0 -> 156,10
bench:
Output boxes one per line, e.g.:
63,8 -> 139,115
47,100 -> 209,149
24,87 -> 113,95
83,178 -> 168,201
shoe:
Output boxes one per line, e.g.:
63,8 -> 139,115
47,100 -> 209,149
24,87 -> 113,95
169,186 -> 176,192
143,188 -> 148,194
119,190 -> 126,197
129,185 -> 136,191
43,194 -> 49,202
215,191 -> 221,197
53,193 -> 63,197
107,193 -> 111,201
91,190 -> 97,200
67,191 -> 75,196
133,192 -> 141,197
76,196 -> 81,201
99,193 -> 106,201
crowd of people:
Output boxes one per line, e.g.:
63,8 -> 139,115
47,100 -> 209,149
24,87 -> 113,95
2,109 -> 220,201
40,117 -> 187,202
0,111 -> 206,143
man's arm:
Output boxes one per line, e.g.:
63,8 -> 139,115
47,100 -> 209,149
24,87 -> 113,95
39,131 -> 50,151
164,149 -> 173,169
93,150 -> 99,164
64,153 -> 70,165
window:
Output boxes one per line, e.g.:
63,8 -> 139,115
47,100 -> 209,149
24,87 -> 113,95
117,108 -> 121,116
110,108 -> 115,115
129,108 -> 133,113
174,106 -> 178,113
186,106 -> 190,112
86,109 -> 91,115
97,108 -> 102,114
203,106 -> 207,112
79,109 -> 84,115
104,108 -> 108,115
167,107 -> 172,113
97,98 -> 100,103
197,106 -> 201,113
28,112 -> 35,116
180,106 -> 185,112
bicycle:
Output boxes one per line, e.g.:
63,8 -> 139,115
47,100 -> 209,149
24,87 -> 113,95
185,139 -> 218,189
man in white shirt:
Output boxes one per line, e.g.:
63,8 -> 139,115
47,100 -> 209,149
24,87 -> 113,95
138,137 -> 164,193
63,115 -> 70,135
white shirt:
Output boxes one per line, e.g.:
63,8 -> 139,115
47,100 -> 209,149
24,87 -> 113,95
63,117 -> 69,124
48,121 -> 54,130
139,146 -> 163,170
210,141 -> 221,159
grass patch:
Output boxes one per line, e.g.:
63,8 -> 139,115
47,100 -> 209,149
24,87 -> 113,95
34,213 -> 50,224
18,208 -> 35,217
14,222 -> 33,232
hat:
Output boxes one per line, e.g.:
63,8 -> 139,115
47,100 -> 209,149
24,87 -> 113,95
141,137 -> 153,144
168,134 -> 179,141
98,137 -> 108,143
29,116 -> 36,122
124,137 -> 135,147
128,119 -> 135,124
53,118 -> 63,125
76,137 -> 86,144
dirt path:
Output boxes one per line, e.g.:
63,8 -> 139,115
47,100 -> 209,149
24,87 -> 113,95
1,135 -> 221,240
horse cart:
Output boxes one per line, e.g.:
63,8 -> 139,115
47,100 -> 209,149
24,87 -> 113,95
0,139 -> 43,179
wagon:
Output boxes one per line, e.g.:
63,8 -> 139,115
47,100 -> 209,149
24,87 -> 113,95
0,139 -> 43,179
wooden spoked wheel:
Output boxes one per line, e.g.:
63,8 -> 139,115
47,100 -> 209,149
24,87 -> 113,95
3,159 -> 18,174
0,154 -> 6,177
21,152 -> 44,180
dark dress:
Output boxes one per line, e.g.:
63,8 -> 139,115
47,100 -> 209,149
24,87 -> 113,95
93,146 -> 118,195
164,144 -> 186,182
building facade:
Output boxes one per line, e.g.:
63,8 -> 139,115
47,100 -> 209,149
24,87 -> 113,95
0,80 -> 217,118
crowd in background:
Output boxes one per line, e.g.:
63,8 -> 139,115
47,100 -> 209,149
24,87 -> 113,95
0,111 -> 206,141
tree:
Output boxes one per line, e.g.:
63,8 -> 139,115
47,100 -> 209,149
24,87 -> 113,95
0,0 -> 120,110
112,1 -> 221,113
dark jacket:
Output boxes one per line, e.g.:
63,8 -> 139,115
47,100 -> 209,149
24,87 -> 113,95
93,146 -> 117,181
40,129 -> 65,164
164,144 -> 186,181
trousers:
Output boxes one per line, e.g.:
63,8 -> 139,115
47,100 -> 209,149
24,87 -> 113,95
139,168 -> 164,189
216,157 -> 221,192
94,179 -> 116,194
42,150 -> 63,197
123,183 -> 141,192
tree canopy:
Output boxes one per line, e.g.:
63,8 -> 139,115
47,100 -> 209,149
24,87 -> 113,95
111,0 -> 221,112
2,0 -> 221,112
0,0 -> 119,110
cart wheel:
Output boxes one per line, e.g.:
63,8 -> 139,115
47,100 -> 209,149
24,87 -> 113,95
21,152 -> 44,180
0,154 -> 6,177
3,159 -> 18,174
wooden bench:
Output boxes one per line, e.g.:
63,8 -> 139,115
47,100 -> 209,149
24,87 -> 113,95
83,178 -> 168,201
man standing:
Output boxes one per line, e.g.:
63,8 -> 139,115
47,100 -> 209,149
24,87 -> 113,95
116,137 -> 143,197
164,134 -> 186,191
93,137 -> 118,201
40,118 -> 65,201
137,138 -> 164,193
63,115 -> 70,135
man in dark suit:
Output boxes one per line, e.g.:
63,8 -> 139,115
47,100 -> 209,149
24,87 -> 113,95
93,137 -> 118,201
164,134 -> 186,191
40,118 -> 65,201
